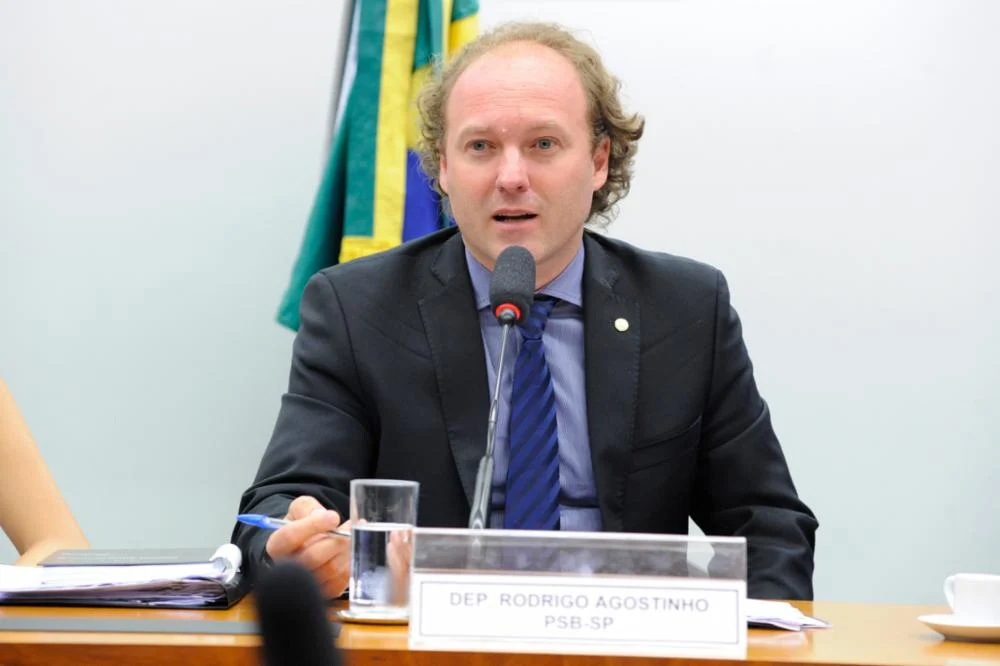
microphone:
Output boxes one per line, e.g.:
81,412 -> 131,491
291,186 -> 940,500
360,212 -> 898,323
468,245 -> 536,530
255,561 -> 342,666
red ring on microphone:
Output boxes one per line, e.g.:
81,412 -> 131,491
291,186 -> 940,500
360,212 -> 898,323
494,303 -> 522,322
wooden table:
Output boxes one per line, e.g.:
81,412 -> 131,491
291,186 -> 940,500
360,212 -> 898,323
1,600 -> 999,666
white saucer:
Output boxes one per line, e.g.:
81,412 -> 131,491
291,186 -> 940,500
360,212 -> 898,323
335,609 -> 409,626
918,614 -> 1000,643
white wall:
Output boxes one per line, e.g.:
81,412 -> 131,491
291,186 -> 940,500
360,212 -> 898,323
2,0 -> 997,604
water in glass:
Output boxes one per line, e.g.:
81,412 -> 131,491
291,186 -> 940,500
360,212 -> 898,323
349,522 -> 412,618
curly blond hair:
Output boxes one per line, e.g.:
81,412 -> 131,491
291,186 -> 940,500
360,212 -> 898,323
416,22 -> 645,227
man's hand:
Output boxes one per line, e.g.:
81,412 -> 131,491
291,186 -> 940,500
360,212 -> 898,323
264,496 -> 351,599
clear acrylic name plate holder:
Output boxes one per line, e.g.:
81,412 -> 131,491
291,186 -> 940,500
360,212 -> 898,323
407,528 -> 748,658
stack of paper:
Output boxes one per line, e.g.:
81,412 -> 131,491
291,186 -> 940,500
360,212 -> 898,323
747,599 -> 830,631
0,544 -> 245,609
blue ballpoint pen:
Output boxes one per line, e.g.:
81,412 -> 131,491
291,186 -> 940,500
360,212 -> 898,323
237,513 -> 351,538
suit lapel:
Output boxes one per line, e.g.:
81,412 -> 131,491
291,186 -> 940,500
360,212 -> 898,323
582,234 -> 640,531
417,234 -> 489,507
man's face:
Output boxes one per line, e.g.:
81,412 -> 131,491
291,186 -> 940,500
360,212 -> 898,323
439,41 -> 610,287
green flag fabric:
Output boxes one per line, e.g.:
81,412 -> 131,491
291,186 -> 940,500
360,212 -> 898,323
277,0 -> 480,331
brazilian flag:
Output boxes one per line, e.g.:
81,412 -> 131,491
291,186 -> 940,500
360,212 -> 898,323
277,0 -> 480,330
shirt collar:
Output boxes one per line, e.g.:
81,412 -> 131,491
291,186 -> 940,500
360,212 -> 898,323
465,241 -> 585,311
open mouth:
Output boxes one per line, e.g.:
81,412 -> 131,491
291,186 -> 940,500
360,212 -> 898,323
493,213 -> 537,222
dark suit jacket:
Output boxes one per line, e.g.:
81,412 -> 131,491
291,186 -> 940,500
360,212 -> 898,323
234,228 -> 818,599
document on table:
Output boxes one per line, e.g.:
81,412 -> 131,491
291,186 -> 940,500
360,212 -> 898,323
747,599 -> 830,630
0,544 -> 246,608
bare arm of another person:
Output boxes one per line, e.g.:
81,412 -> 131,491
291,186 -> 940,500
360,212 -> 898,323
0,380 -> 89,565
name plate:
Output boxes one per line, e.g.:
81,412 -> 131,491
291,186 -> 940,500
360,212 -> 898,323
409,572 -> 747,657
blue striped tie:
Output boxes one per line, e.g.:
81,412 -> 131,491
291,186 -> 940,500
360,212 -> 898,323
504,297 -> 560,530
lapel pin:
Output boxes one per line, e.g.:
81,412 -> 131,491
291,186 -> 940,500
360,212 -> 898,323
614,318 -> 629,332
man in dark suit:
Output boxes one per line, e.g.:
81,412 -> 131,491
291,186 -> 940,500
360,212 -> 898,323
234,21 -> 817,601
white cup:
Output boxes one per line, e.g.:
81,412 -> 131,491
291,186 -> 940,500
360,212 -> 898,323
944,573 -> 1000,624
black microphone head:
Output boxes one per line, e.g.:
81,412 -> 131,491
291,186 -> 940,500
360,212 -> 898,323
255,561 -> 341,666
489,245 -> 535,324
